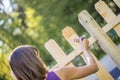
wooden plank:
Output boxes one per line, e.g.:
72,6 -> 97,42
45,39 -> 67,63
78,10 -> 120,69
62,26 -> 114,80
102,14 -> 120,33
49,14 -> 120,70
95,0 -> 120,37
114,23 -> 120,36
95,0 -> 116,23
45,39 -> 84,80
113,0 -> 120,8
51,46 -> 83,69
61,26 -> 80,49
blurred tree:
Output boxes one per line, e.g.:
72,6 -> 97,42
0,0 -> 119,79
0,44 -> 12,80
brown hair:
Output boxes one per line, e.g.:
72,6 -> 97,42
9,45 -> 48,80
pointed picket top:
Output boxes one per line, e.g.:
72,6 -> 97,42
95,0 -> 120,37
95,0 -> 116,23
45,39 -> 67,63
62,26 -> 80,49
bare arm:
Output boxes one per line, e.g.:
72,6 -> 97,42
82,38 -> 97,66
54,37 -> 99,80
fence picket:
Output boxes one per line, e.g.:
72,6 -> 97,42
95,0 -> 120,37
78,10 -> 120,69
113,0 -> 120,8
44,1 -> 120,79
62,26 -> 114,80
45,39 -> 84,80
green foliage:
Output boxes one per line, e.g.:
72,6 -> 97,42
0,53 -> 12,80
0,0 -> 120,79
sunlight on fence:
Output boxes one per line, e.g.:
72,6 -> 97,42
44,0 -> 120,80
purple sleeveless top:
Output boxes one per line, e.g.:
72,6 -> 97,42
46,71 -> 61,80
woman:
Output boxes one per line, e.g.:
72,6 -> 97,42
9,37 -> 99,80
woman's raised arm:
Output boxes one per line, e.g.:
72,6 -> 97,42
54,37 -> 99,80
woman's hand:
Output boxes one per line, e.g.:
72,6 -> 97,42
74,35 -> 89,51
82,38 -> 89,50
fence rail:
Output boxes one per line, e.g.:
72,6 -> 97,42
44,0 -> 120,79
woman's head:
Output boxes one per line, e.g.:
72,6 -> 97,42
9,45 -> 48,80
